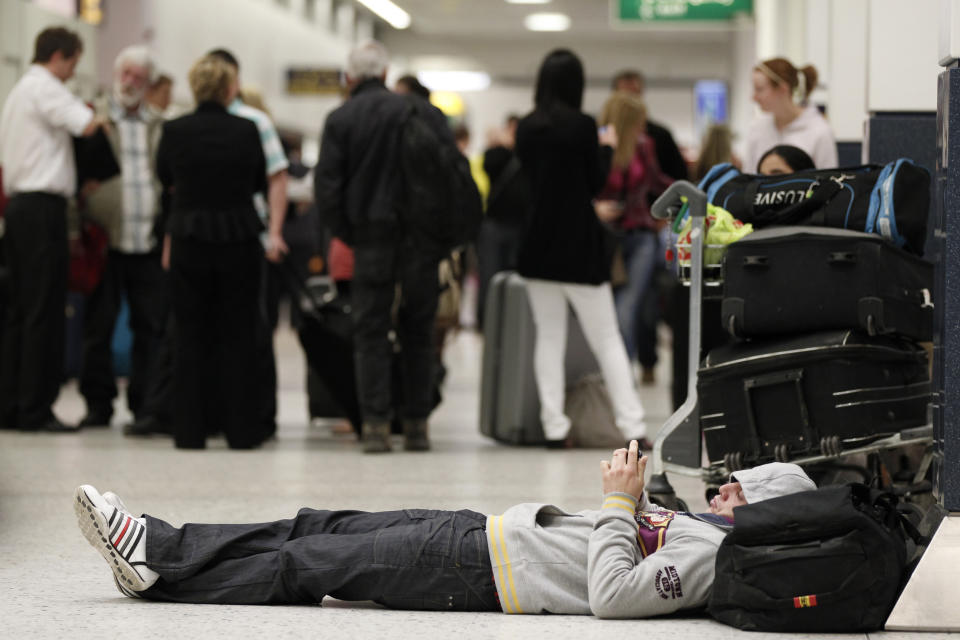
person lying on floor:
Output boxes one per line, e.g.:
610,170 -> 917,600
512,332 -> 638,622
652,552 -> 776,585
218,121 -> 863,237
74,441 -> 815,617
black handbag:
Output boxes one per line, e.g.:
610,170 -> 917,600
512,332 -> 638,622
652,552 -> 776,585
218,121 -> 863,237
708,483 -> 924,632
695,160 -> 931,254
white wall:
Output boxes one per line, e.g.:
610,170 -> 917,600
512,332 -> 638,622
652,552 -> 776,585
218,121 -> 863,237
867,0 -> 940,111
828,0 -> 868,141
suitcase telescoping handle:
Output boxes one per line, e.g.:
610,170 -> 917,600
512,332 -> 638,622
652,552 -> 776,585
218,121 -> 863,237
651,181 -> 707,477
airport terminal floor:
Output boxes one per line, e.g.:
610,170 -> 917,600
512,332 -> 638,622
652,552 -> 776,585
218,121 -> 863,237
0,326 -> 950,639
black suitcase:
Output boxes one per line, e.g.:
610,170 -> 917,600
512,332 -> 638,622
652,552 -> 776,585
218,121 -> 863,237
698,330 -> 930,468
721,227 -> 934,341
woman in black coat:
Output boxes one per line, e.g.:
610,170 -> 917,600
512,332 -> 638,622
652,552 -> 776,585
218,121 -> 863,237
156,55 -> 266,449
516,49 -> 648,447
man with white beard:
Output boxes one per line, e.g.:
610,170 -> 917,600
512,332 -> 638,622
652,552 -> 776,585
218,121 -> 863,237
77,46 -> 168,433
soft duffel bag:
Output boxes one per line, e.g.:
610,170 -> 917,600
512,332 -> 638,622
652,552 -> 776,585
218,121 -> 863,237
695,160 -> 930,254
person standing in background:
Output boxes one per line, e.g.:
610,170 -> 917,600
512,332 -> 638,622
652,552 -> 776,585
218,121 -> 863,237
156,55 -> 267,450
206,49 -> 289,441
611,69 -> 687,387
77,46 -> 167,433
516,49 -> 648,449
315,41 -> 451,453
611,70 -> 688,184
144,73 -> 173,117
475,114 -> 530,330
693,124 -> 741,182
0,27 -> 104,432
743,58 -> 837,172
595,92 -> 672,388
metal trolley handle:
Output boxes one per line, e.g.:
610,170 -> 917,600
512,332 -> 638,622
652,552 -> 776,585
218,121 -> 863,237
650,180 -> 708,478
651,180 -> 707,222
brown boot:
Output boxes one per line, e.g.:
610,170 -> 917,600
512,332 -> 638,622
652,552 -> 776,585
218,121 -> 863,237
402,418 -> 430,451
361,420 -> 392,453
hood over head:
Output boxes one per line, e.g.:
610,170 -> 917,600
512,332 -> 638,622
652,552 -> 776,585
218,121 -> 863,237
731,462 -> 816,504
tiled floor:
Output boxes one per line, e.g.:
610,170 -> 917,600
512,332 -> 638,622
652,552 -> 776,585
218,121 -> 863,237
0,328 -> 953,639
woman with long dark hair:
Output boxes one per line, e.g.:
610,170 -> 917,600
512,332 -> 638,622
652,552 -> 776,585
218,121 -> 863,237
516,49 -> 648,447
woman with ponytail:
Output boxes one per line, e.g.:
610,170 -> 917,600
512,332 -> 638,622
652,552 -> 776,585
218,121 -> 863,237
743,57 -> 837,172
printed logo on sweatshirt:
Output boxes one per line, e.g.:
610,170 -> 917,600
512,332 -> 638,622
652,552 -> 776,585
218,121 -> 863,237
634,509 -> 675,558
655,565 -> 684,600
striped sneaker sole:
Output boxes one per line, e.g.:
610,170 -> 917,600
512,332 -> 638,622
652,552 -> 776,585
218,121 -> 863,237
74,486 -> 149,593
112,574 -> 141,599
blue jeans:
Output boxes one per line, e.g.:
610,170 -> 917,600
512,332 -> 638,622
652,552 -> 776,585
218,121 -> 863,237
143,508 -> 499,610
614,229 -> 660,364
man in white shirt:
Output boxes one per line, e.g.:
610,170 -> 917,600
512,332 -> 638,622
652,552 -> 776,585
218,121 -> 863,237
77,46 -> 168,434
0,27 -> 104,432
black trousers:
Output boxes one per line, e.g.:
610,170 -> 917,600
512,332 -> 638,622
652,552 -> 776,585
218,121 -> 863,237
0,193 -> 67,428
256,257 -> 278,438
352,242 -> 440,422
143,508 -> 500,610
169,237 -> 261,448
79,250 -> 167,419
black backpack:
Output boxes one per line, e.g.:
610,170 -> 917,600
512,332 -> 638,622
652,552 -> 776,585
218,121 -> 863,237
695,160 -> 930,254
708,483 -> 924,632
399,98 -> 482,255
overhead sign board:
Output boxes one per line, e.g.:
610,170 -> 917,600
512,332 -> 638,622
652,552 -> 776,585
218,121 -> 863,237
286,68 -> 343,96
615,0 -> 752,22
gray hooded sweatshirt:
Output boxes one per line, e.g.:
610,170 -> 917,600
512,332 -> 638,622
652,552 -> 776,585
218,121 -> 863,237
485,462 -> 815,618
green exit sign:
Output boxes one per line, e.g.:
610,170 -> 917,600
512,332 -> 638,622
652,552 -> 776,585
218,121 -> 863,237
616,0 -> 753,22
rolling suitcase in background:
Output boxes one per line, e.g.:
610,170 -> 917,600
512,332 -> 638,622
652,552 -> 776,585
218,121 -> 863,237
721,227 -> 934,341
698,330 -> 930,469
479,271 -> 603,445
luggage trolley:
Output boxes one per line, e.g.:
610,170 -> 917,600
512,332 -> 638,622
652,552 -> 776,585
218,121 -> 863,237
647,181 -> 935,508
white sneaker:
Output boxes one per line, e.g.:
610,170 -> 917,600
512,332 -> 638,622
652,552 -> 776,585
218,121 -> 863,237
74,485 -> 159,594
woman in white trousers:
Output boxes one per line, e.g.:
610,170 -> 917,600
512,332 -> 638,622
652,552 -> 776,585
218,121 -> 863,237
525,279 -> 647,442
514,49 -> 648,446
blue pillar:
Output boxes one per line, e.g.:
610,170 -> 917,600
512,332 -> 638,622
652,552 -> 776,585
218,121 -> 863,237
933,67 -> 960,510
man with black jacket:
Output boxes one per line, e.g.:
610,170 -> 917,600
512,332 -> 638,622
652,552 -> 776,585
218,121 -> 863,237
314,41 -> 451,453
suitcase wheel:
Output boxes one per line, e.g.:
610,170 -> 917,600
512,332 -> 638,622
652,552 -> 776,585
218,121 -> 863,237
773,444 -> 790,462
723,451 -> 746,471
820,435 -> 842,457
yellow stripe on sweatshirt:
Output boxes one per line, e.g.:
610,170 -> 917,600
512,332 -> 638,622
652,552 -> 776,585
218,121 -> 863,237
487,516 -> 513,613
603,496 -> 638,514
497,515 -> 524,614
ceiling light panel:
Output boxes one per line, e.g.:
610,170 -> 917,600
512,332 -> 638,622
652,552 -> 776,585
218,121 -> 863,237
524,12 -> 571,31
417,70 -> 491,92
355,0 -> 411,30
